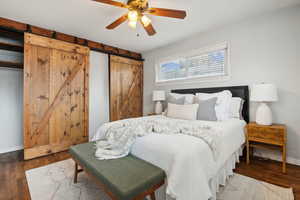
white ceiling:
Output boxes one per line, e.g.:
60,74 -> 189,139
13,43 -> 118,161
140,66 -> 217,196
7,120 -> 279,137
0,0 -> 299,53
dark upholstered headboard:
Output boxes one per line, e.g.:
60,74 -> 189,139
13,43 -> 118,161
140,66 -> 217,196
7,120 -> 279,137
171,85 -> 249,123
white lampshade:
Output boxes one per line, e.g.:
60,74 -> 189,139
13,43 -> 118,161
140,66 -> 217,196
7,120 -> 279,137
251,83 -> 278,102
153,90 -> 166,101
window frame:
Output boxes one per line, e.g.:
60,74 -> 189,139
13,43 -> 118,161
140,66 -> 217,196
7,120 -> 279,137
155,42 -> 230,85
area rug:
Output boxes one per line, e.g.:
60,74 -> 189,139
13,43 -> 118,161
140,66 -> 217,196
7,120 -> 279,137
25,159 -> 294,200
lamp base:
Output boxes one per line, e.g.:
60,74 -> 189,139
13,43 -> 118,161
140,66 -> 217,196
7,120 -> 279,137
155,101 -> 163,114
256,102 -> 273,125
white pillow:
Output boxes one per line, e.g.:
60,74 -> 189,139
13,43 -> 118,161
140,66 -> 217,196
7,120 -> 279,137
229,97 -> 244,119
196,90 -> 232,121
167,103 -> 199,120
169,93 -> 195,104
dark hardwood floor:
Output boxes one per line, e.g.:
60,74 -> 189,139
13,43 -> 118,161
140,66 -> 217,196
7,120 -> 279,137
0,150 -> 70,200
0,151 -> 299,200
235,157 -> 300,199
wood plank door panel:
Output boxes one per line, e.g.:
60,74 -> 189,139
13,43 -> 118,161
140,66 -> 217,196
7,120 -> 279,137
110,55 -> 143,121
24,45 -> 51,149
49,49 -> 73,145
24,33 -> 89,160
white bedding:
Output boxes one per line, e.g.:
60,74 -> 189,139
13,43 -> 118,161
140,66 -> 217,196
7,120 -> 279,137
92,117 -> 246,200
94,116 -> 220,160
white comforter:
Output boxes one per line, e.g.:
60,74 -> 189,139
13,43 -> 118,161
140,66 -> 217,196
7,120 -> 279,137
92,116 -> 246,200
94,116 -> 220,160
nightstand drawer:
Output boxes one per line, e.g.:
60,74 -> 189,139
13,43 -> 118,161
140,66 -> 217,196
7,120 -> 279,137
247,126 -> 285,145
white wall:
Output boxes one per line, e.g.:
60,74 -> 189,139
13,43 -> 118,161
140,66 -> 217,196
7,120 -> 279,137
0,50 -> 109,153
0,68 -> 23,153
89,51 -> 110,140
143,6 -> 300,164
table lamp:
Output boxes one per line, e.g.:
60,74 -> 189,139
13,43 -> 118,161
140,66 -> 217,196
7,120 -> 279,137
153,90 -> 165,114
251,83 -> 278,125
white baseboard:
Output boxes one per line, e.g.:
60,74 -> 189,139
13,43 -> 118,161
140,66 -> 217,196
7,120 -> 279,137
254,149 -> 300,166
0,145 -> 23,154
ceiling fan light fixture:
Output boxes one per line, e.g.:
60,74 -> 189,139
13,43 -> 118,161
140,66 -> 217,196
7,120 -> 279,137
141,15 -> 151,27
128,10 -> 139,22
128,20 -> 137,29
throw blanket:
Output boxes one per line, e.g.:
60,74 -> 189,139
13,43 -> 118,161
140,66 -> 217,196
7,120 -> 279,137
95,116 -> 221,160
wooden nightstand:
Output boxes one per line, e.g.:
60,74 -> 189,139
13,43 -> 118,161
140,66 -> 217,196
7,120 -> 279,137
246,122 -> 287,173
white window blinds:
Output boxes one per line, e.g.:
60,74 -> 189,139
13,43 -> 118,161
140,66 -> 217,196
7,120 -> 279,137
156,43 -> 228,83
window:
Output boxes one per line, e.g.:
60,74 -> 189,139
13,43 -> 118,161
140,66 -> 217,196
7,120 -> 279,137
156,43 -> 229,83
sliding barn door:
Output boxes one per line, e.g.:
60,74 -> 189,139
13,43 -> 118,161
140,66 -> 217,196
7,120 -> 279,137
110,55 -> 143,121
24,33 -> 89,160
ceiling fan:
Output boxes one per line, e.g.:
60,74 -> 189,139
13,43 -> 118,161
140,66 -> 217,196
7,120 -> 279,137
92,0 -> 187,36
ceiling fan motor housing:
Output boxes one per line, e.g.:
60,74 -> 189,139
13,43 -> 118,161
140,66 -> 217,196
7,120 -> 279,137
127,0 -> 149,11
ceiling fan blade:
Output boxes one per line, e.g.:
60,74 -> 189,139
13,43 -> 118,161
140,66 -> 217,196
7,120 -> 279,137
148,8 -> 187,19
92,0 -> 128,8
141,21 -> 156,36
106,14 -> 128,29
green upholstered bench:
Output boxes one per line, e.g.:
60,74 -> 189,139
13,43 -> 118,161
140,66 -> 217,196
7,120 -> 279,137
69,142 -> 165,200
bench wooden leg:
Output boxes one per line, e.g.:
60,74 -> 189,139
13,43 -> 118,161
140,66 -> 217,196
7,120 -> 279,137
74,162 -> 84,184
150,192 -> 156,200
74,162 -> 78,184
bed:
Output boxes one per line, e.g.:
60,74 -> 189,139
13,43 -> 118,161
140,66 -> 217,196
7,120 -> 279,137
93,85 -> 249,200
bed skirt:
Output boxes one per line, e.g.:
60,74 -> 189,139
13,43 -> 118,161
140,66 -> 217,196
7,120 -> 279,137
209,147 -> 243,200
153,147 -> 244,200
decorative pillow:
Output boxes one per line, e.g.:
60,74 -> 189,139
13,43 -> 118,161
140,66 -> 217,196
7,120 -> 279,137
194,97 -> 218,121
229,97 -> 245,119
167,103 -> 199,120
169,93 -> 195,104
196,90 -> 232,121
163,95 -> 185,114
167,95 -> 185,105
